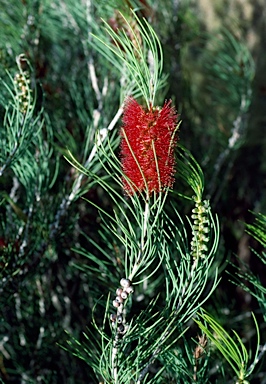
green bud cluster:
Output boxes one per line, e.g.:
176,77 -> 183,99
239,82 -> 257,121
191,199 -> 210,259
14,72 -> 32,114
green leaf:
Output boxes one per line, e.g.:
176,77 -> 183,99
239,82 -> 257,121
91,10 -> 167,107
194,310 -> 260,382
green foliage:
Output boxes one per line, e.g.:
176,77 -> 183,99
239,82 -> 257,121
180,25 -> 255,204
246,212 -> 266,248
91,10 -> 167,106
231,212 -> 266,325
0,0 -> 265,383
0,66 -> 42,176
195,311 -> 260,383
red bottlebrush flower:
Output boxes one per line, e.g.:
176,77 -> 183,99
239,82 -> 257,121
120,98 -> 178,195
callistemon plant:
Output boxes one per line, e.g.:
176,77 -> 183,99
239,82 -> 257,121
120,97 -> 178,195
65,9 -> 261,384
0,1 -> 264,383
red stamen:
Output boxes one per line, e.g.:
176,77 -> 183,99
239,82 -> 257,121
120,97 -> 178,195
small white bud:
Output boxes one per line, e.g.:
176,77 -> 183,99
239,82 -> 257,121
110,314 -> 117,322
116,288 -> 123,296
113,300 -> 119,308
120,278 -> 131,288
117,324 -> 124,333
121,291 -> 128,299
115,296 -> 123,304
125,286 -> 134,294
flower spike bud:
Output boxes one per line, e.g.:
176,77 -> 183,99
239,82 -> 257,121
125,286 -> 134,294
116,288 -> 123,296
117,324 -> 125,333
115,296 -> 124,304
191,199 -> 211,260
121,291 -> 128,300
120,98 -> 179,195
110,314 -> 117,322
120,278 -> 131,288
113,300 -> 120,308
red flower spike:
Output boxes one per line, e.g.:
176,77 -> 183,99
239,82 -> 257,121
120,97 -> 178,195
